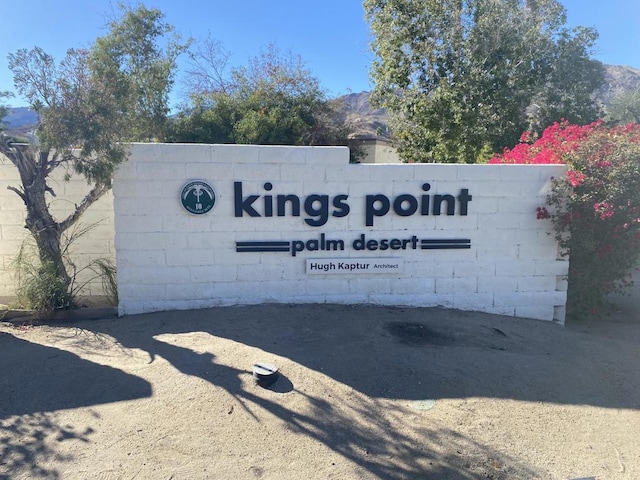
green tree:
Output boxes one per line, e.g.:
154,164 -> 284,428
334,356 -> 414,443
90,4 -> 188,141
605,89 -> 640,126
0,4 -> 186,311
528,27 -> 605,135
364,0 -> 604,163
0,91 -> 11,125
168,43 -> 361,160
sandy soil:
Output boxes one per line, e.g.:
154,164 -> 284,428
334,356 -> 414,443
1,289 -> 639,479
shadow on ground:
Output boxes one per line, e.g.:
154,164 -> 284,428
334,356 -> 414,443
87,305 -> 558,479
0,412 -> 94,480
91,303 -> 639,409
0,333 -> 152,418
0,332 -> 152,479
2,297 -> 638,479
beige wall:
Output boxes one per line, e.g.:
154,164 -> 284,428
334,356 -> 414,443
359,140 -> 401,164
0,157 -> 115,302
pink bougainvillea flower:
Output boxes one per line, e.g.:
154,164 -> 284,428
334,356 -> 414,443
566,170 -> 585,187
519,130 -> 533,143
492,120 -> 640,317
595,160 -> 612,168
536,206 -> 550,220
594,202 -> 615,220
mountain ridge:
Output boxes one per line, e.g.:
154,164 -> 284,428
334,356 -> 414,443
341,64 -> 640,139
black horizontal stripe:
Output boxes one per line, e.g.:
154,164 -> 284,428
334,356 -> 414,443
236,241 -> 290,247
421,244 -> 471,250
421,238 -> 471,245
237,246 -> 291,252
236,241 -> 291,253
421,238 -> 471,250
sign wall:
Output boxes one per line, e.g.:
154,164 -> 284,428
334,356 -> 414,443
113,144 -> 568,323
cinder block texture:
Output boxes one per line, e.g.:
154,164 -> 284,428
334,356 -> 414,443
0,159 -> 115,300
114,144 -> 568,322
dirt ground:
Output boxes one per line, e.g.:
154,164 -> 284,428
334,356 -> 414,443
1,286 -> 639,480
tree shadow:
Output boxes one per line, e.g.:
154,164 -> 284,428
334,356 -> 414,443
0,412 -> 93,480
5,301 -> 638,478
83,314 -> 542,479
94,303 -> 639,409
0,331 -> 152,479
76,304 -> 634,478
0,332 -> 152,419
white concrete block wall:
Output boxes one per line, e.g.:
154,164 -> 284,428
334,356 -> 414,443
0,158 -> 115,300
114,144 -> 568,323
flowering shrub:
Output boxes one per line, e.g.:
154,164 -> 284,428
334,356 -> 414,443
491,121 -> 640,318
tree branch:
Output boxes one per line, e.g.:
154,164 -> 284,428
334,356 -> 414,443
0,135 -> 19,164
6,185 -> 26,203
44,150 -> 74,175
58,183 -> 110,233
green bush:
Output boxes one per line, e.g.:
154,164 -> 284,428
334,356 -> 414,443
15,254 -> 76,314
12,228 -> 118,314
491,121 -> 640,318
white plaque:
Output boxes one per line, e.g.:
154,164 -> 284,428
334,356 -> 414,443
306,258 -> 404,274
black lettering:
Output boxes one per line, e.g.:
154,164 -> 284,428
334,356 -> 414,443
234,182 -> 260,217
264,196 -> 273,217
263,182 -> 273,217
277,194 -> 301,216
433,194 -> 455,215
458,188 -> 472,215
393,194 -> 418,216
304,195 -> 329,227
353,234 -> 366,250
326,239 -> 345,251
421,183 -> 431,215
365,194 -> 390,226
291,241 -> 305,257
332,194 -> 350,218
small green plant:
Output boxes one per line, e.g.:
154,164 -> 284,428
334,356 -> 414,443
91,258 -> 118,306
13,242 -> 75,313
12,221 -> 118,315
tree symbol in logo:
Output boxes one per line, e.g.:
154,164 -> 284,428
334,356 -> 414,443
181,181 -> 215,214
192,184 -> 204,210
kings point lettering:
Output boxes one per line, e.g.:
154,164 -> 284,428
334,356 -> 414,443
233,181 -> 472,226
232,181 -> 474,260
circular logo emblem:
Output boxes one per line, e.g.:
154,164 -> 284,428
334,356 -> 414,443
180,180 -> 216,215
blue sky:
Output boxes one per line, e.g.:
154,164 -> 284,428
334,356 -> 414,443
1,0 -> 639,109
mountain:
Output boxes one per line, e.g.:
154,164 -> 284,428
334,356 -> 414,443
332,92 -> 391,140
599,65 -> 640,104
2,106 -> 36,128
340,64 -> 640,139
1,107 -> 37,137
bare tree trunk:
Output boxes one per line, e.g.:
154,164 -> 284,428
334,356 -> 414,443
3,144 -> 71,286
26,196 -> 70,286
0,139 -> 112,310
